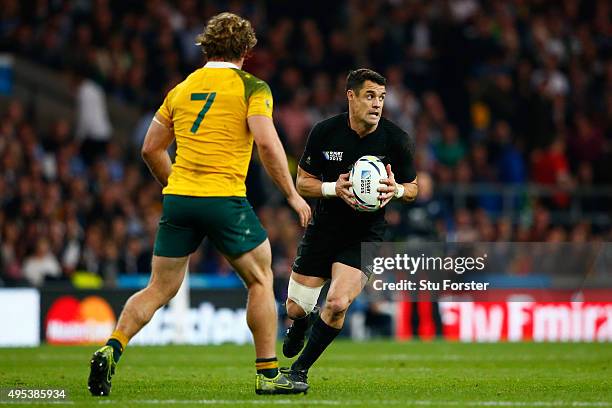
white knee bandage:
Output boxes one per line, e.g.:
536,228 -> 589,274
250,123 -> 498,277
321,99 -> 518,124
287,277 -> 323,315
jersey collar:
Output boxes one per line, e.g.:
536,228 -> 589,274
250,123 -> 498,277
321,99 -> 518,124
204,61 -> 240,69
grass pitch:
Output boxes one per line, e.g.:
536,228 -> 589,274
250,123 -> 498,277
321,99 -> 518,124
0,341 -> 610,407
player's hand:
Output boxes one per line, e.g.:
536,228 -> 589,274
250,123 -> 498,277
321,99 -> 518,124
287,193 -> 312,227
378,164 -> 396,208
335,172 -> 356,209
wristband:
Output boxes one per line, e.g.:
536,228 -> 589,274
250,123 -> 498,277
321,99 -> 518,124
321,182 -> 337,198
394,183 -> 405,199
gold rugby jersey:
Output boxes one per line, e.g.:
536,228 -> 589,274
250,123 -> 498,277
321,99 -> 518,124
157,61 -> 273,197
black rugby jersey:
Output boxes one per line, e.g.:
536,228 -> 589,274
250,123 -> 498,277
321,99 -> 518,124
299,112 -> 416,228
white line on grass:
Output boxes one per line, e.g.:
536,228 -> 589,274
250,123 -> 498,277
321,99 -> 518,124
11,352 -> 599,364
95,400 -> 342,405
327,354 -> 605,363
0,402 -> 74,405
94,399 -> 612,407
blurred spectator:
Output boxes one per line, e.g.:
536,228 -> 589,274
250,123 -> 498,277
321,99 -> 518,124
1,221 -> 23,284
434,124 -> 465,167
276,90 -> 312,157
119,235 -> 150,274
70,67 -> 112,164
79,224 -> 104,276
491,121 -> 526,184
22,238 -> 62,287
531,54 -> 569,98
568,112 -> 605,165
531,138 -> 573,207
450,208 -> 479,243
403,171 -> 442,240
100,241 -> 120,286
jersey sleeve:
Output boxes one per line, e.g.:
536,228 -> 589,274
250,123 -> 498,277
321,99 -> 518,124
299,122 -> 325,176
247,81 -> 273,118
157,87 -> 176,123
391,130 -> 417,184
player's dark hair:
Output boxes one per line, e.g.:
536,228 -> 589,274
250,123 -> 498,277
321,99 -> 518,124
345,69 -> 386,93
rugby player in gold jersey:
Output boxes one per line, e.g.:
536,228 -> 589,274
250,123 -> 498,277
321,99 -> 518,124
88,12 -> 311,396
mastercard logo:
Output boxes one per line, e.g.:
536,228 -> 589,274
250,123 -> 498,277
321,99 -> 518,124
45,296 -> 116,345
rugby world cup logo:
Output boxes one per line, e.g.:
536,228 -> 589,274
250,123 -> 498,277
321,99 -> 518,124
323,151 -> 343,161
361,170 -> 371,194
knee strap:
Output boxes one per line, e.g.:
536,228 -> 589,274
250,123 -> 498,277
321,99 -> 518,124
287,277 -> 324,315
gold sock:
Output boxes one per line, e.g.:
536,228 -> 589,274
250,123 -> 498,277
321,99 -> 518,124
109,330 -> 129,351
255,360 -> 279,371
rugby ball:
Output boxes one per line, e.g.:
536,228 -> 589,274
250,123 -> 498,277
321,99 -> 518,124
349,155 -> 387,212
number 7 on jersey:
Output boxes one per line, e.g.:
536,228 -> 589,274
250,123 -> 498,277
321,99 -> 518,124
190,92 -> 217,133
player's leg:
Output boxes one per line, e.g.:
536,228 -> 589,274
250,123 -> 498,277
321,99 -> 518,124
88,194 -> 202,396
286,272 -> 326,319
225,239 -> 277,361
209,199 -> 279,368
284,225 -> 331,358
283,271 -> 326,358
113,255 -> 189,346
209,197 -> 308,394
290,263 -> 366,376
88,255 -> 189,396
320,263 -> 368,328
224,239 -> 308,394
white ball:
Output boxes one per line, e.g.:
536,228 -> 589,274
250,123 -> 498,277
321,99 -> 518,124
349,155 -> 386,212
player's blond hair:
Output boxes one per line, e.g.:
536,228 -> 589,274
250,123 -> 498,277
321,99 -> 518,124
196,12 -> 257,61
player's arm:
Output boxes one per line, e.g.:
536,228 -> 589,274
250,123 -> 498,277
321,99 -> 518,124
393,174 -> 418,203
379,165 -> 418,205
295,166 -> 323,198
297,166 -> 355,205
141,113 -> 175,187
248,115 -> 300,198
248,115 -> 311,227
400,176 -> 418,203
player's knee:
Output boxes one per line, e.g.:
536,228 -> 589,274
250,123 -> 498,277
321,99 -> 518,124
325,296 -> 351,317
287,277 -> 323,317
147,279 -> 181,306
286,298 -> 307,320
244,266 -> 273,289
164,283 -> 182,301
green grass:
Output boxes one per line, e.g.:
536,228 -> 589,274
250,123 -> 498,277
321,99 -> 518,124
0,341 -> 610,407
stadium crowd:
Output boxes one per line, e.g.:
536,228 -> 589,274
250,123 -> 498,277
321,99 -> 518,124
1,0 -> 611,287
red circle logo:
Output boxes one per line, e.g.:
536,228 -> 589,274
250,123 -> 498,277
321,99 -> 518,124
45,296 -> 116,344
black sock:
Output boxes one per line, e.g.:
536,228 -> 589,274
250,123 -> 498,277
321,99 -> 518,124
291,306 -> 319,334
292,316 -> 341,372
256,357 -> 279,379
291,314 -> 309,333
106,339 -> 123,363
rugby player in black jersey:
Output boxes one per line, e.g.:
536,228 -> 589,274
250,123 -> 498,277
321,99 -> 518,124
281,69 -> 418,387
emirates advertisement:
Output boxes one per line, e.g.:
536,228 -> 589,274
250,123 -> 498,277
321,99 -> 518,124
397,299 -> 612,342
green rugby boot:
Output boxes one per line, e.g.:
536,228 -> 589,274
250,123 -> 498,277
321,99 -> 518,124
87,345 -> 116,396
255,372 -> 309,395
